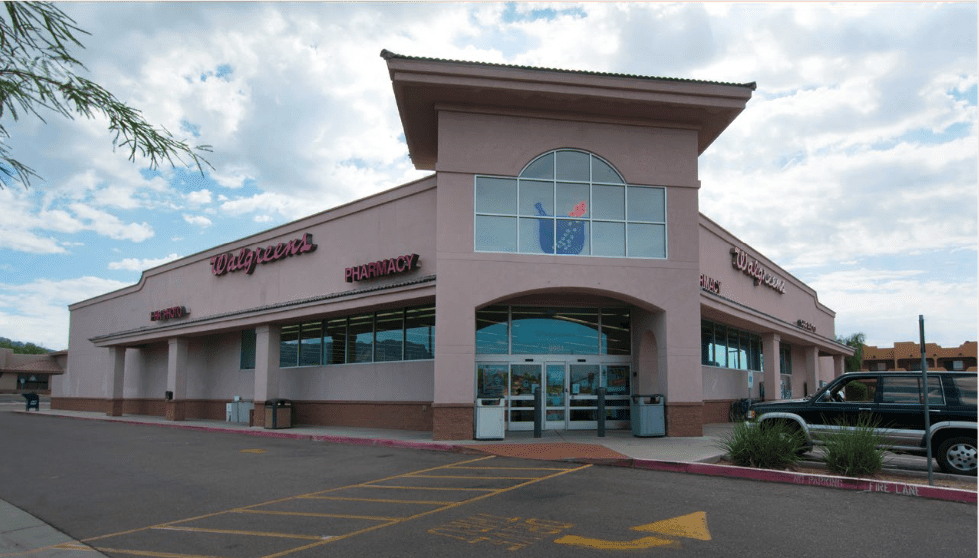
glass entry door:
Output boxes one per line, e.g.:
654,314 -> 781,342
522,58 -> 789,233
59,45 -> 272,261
545,363 -> 567,429
508,363 -> 541,431
568,364 -> 601,429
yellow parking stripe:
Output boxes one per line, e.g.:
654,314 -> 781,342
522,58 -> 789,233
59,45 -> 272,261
237,509 -> 400,521
450,466 -> 570,471
153,526 -> 329,541
260,462 -> 593,558
357,485 -> 496,492
303,496 -> 454,505
92,549 -> 221,558
404,474 -> 542,480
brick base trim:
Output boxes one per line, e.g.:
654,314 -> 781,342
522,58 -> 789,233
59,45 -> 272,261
51,397 -> 434,431
703,399 -> 737,423
665,402 -> 704,437
432,404 -> 475,441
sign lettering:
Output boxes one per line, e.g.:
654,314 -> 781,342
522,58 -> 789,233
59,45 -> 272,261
150,306 -> 188,321
700,274 -> 721,295
730,247 -> 785,294
796,319 -> 816,333
209,233 -> 317,277
345,254 -> 420,282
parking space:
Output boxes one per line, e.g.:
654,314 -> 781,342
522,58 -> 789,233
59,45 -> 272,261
77,456 -> 591,558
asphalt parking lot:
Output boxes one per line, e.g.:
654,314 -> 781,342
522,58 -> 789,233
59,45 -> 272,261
1,410 -> 976,558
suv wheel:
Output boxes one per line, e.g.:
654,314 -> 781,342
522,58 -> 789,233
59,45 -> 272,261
937,436 -> 978,476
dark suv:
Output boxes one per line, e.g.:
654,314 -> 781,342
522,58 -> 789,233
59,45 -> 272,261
747,371 -> 977,475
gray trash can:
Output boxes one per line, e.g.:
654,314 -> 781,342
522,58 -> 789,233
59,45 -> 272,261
630,394 -> 665,437
264,399 -> 293,429
474,398 -> 505,440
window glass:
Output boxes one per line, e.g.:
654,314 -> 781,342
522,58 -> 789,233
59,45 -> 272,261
476,306 -> 509,354
519,217 -> 553,254
347,314 -> 374,363
405,306 -> 435,360
780,376 -> 792,399
510,364 -> 541,396
604,365 -> 631,396
521,153 -> 554,179
727,328 -> 740,370
475,216 -> 517,252
592,184 -> 625,220
556,182 -> 589,217
475,177 -> 516,214
374,310 -> 404,362
240,329 -> 256,370
555,219 -> 588,255
628,186 -> 665,222
477,363 -> 507,398
739,331 -> 750,372
299,321 -> 322,366
519,180 -> 554,216
601,308 -> 631,355
779,345 -> 792,375
712,324 -> 727,368
279,324 -> 300,368
925,377 -> 944,405
951,376 -> 978,405
591,156 -> 624,184
592,222 -> 625,257
627,223 -> 666,258
701,322 -> 715,366
556,150 -> 590,181
511,307 -> 599,355
324,318 -> 347,365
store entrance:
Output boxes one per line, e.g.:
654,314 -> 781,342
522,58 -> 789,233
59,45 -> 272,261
477,360 -> 632,432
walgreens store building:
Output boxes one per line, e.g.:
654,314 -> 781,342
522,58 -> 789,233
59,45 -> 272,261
55,52 -> 853,440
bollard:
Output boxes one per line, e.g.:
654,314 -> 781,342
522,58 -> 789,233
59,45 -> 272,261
597,387 -> 606,437
533,384 -> 543,438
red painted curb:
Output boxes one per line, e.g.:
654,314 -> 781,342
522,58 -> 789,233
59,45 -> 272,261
631,459 -> 977,504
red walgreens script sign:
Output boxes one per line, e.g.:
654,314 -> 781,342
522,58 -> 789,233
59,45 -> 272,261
210,233 -> 317,277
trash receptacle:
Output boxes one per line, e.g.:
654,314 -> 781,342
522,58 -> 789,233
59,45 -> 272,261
264,399 -> 293,429
630,394 -> 665,437
474,398 -> 505,440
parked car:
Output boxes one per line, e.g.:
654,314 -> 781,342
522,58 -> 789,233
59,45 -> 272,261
746,371 -> 977,475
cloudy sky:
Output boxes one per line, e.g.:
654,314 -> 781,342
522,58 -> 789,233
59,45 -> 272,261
1,2 -> 976,351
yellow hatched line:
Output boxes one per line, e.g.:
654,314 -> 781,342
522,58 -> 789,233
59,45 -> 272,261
259,462 -> 593,558
356,484 -> 496,492
152,525 -> 328,541
236,509 -> 400,521
300,496 -> 454,505
403,474 -> 542,480
81,455 -> 497,544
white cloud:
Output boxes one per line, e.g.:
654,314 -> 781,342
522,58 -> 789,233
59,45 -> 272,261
184,189 -> 213,205
68,203 -> 155,242
107,253 -> 182,272
182,214 -> 213,227
0,276 -> 131,350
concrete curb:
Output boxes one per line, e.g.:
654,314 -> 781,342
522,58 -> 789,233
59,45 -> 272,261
16,411 -> 976,504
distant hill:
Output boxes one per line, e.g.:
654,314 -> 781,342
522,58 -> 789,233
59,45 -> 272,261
0,337 -> 54,354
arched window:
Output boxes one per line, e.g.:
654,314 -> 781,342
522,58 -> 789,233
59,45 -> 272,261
474,149 -> 666,258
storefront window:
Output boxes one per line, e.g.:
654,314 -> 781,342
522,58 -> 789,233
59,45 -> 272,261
324,318 -> 347,365
477,306 -> 630,356
476,306 -> 509,354
475,149 -> 667,259
279,324 -> 300,368
405,306 -> 435,360
374,310 -> 404,362
18,374 -> 48,390
700,320 -> 762,371
347,314 -> 374,363
299,321 -> 322,366
780,344 -> 792,375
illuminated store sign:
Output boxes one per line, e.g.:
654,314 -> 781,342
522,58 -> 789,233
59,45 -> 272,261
700,274 -> 721,295
209,233 -> 317,277
730,247 -> 785,294
151,306 -> 188,321
796,319 -> 817,333
346,254 -> 420,282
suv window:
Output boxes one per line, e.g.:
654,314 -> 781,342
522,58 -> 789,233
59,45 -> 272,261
880,376 -> 944,405
949,375 -> 978,406
824,377 -> 877,402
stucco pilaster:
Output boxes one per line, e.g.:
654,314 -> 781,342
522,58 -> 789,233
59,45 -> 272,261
107,346 -> 126,416
254,325 -> 281,410
166,338 -> 189,421
762,333 -> 780,401
804,346 -> 819,398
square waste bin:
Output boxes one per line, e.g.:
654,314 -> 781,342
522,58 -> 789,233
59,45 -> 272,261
264,399 -> 293,429
630,394 -> 665,437
475,398 -> 505,440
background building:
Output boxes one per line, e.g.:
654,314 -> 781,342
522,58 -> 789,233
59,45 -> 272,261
862,341 -> 977,372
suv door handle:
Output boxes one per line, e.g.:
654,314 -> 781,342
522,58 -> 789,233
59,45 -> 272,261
858,408 -> 873,412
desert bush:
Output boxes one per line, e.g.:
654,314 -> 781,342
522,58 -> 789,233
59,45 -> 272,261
719,420 -> 807,470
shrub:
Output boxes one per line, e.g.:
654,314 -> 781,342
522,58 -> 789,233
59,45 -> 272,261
816,415 -> 891,477
719,420 -> 807,470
